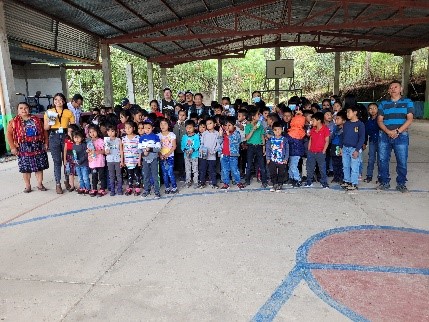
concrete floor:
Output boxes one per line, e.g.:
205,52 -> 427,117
0,121 -> 428,322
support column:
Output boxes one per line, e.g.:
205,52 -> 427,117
147,62 -> 154,101
333,52 -> 340,95
402,54 -> 411,97
160,67 -> 167,89
217,59 -> 223,102
0,0 -> 17,151
100,43 -> 114,107
424,50 -> 429,119
126,63 -> 135,104
274,47 -> 280,105
59,66 -> 68,99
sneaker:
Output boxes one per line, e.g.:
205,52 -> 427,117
340,181 -> 351,189
363,176 -> 372,183
141,190 -> 150,198
117,189 -> 123,195
56,184 -> 63,194
276,184 -> 283,191
321,183 -> 330,189
220,184 -> 229,190
110,190 -> 116,196
82,189 -> 89,195
292,180 -> 301,188
124,188 -> 133,196
170,187 -> 178,194
77,188 -> 84,195
154,192 -> 161,199
261,183 -> 268,189
237,183 -> 245,190
134,188 -> 141,196
346,184 -> 358,191
376,183 -> 390,191
98,189 -> 107,197
396,185 -> 409,193
164,188 -> 171,195
186,182 -> 192,188
196,183 -> 203,189
270,184 -> 277,192
245,181 -> 250,186
303,181 -> 313,188
89,189 -> 97,197
211,184 -> 219,189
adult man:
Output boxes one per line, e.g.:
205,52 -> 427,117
377,80 -> 414,193
182,91 -> 194,113
159,87 -> 175,120
187,93 -> 212,119
121,97 -> 131,110
177,91 -> 186,104
67,94 -> 83,126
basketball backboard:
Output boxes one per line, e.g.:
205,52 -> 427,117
266,59 -> 294,79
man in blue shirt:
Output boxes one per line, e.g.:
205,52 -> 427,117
377,80 -> 414,192
67,94 -> 83,127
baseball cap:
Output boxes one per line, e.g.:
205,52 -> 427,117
121,98 -> 129,106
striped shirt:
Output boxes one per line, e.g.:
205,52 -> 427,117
378,98 -> 414,131
122,135 -> 140,168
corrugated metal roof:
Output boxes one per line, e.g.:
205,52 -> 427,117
6,0 -> 429,66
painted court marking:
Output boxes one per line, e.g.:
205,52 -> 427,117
252,225 -> 429,322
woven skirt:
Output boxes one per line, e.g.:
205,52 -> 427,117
18,141 -> 49,173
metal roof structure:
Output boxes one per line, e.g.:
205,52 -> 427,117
6,0 -> 429,67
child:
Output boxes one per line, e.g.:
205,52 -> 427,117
117,110 -> 131,137
364,103 -> 380,183
105,124 -> 123,196
139,121 -> 161,198
72,130 -> 90,194
266,122 -> 289,192
287,112 -> 305,188
63,124 -> 79,191
302,110 -> 314,181
173,109 -> 187,180
303,112 -> 330,188
245,108 -> 267,187
218,116 -> 243,190
324,109 -> 335,177
330,110 -> 347,183
341,105 -> 365,191
87,124 -> 107,196
198,117 -> 219,188
158,118 -> 178,194
121,121 -> 141,196
181,120 -> 200,188
198,120 -> 207,135
236,109 -> 248,176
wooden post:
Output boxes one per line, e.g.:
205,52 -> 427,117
100,44 -> 113,107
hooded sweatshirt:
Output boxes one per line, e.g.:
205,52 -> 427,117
287,114 -> 306,157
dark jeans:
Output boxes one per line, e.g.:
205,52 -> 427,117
142,160 -> 160,193
199,158 -> 216,185
49,132 -> 65,184
268,162 -> 287,185
107,162 -> 123,192
91,167 -> 107,190
306,151 -> 327,185
332,155 -> 343,181
126,166 -> 141,188
174,152 -> 185,175
245,144 -> 267,184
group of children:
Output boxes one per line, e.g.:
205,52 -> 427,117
63,95 -> 379,198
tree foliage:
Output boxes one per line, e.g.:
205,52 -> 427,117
67,47 -> 428,110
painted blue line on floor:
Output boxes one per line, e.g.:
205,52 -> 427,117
253,225 -> 429,321
251,265 -> 303,322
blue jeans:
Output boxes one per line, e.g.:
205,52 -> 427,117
378,131 -> 409,185
342,146 -> 361,185
75,166 -> 90,190
160,157 -> 177,189
366,140 -> 379,178
288,156 -> 301,181
221,156 -> 240,185
306,152 -> 327,185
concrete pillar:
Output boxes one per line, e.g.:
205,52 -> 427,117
333,52 -> 340,95
0,0 -> 17,130
100,43 -> 114,107
217,58 -> 223,103
274,47 -> 281,105
424,50 -> 429,119
160,67 -> 167,89
147,62 -> 154,101
402,54 -> 411,97
126,63 -> 135,104
59,66 -> 68,100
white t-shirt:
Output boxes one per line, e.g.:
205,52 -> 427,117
158,132 -> 176,157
